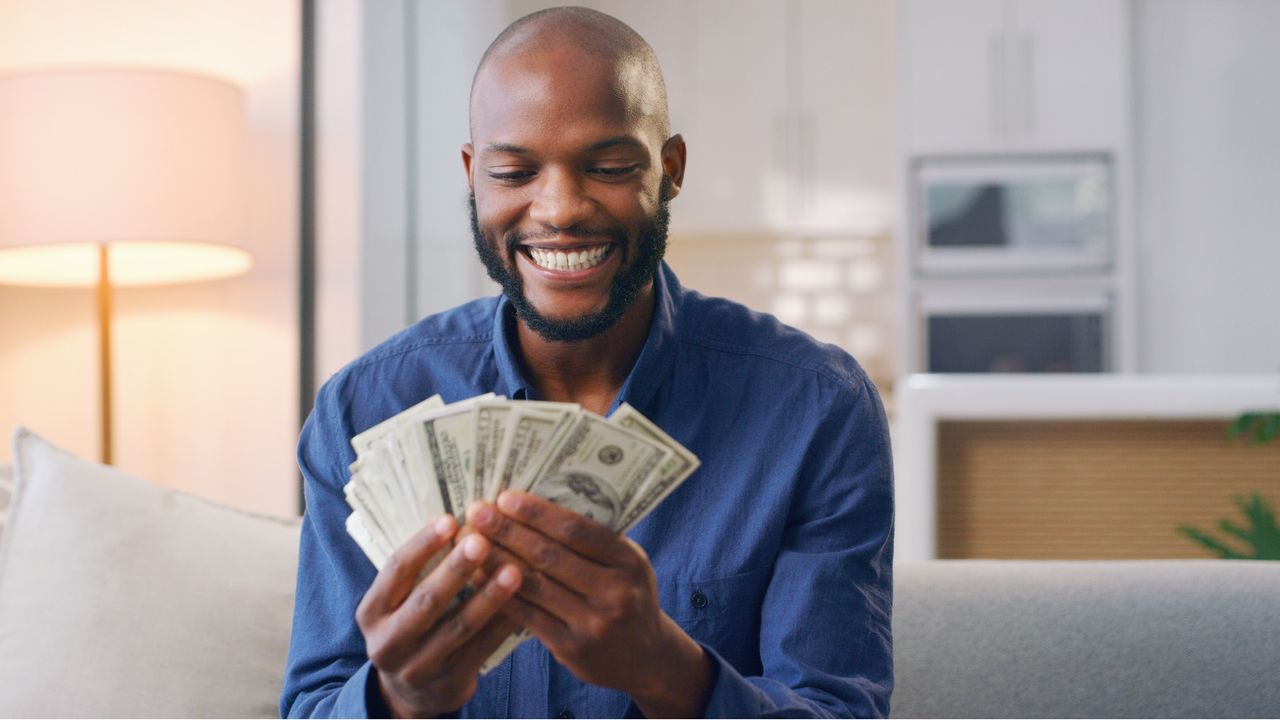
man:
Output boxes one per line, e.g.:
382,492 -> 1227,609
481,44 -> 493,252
282,7 -> 893,718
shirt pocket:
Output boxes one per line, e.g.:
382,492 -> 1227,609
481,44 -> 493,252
657,566 -> 770,664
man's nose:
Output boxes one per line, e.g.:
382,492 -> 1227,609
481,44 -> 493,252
529,168 -> 594,230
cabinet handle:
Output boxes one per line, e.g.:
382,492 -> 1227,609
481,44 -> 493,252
1019,31 -> 1035,137
800,112 -> 814,220
988,32 -> 1006,139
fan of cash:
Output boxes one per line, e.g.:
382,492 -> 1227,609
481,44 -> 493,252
342,393 -> 700,672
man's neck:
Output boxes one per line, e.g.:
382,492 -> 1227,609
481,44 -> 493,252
514,283 -> 655,417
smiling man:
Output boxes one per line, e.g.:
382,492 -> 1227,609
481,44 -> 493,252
282,6 -> 893,719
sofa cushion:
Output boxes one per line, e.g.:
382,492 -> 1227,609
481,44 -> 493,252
0,428 -> 301,718
893,559 -> 1280,718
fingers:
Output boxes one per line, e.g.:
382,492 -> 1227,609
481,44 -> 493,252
468,499 -> 609,596
391,533 -> 493,634
444,612 -> 525,673
497,491 -> 630,565
359,515 -> 457,620
507,594 -> 573,650
403,563 -> 524,681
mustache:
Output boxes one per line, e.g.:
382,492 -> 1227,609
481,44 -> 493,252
504,226 -> 627,251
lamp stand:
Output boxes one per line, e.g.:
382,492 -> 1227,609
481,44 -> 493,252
98,243 -> 113,465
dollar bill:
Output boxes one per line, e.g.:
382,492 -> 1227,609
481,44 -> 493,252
350,394 -> 444,456
345,513 -> 390,570
524,413 -> 670,530
489,404 -> 579,501
472,400 -> 513,505
410,400 -> 483,523
609,402 -> 702,532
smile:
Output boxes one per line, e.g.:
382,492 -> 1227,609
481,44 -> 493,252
523,244 -> 613,272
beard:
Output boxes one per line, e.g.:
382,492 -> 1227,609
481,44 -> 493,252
470,175 -> 673,343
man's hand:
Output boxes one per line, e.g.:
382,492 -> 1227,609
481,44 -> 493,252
355,515 -> 524,719
467,492 -> 714,718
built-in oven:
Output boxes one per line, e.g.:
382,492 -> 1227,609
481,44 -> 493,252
912,154 -> 1112,276
914,281 -> 1112,373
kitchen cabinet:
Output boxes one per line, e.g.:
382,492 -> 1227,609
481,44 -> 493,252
903,0 -> 1130,153
506,0 -> 897,236
795,0 -> 897,235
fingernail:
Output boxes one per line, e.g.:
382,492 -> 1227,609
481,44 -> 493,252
497,565 -> 521,590
462,533 -> 486,561
497,491 -> 521,514
434,515 -> 455,535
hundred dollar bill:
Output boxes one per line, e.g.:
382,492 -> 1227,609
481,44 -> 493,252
472,400 -> 513,505
350,394 -> 444,455
398,395 -> 495,524
609,403 -> 701,532
343,475 -> 397,560
345,513 -> 390,570
480,628 -> 531,675
489,404 -> 579,501
349,446 -> 414,545
414,405 -> 476,522
351,394 -> 445,532
525,412 -> 670,530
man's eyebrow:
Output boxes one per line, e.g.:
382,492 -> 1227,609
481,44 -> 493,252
484,142 -> 530,155
584,136 -> 645,152
482,136 -> 645,156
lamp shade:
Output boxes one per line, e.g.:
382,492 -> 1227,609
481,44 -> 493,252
0,68 -> 251,287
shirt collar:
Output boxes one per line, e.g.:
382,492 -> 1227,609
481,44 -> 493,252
488,261 -> 683,413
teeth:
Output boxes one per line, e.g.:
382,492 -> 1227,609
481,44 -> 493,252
529,245 -> 610,272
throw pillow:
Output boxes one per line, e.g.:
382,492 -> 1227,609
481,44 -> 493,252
0,463 -> 11,549
0,428 -> 301,718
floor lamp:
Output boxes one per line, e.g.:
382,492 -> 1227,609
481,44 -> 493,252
0,69 -> 253,464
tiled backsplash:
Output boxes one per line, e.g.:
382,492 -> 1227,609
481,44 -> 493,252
665,233 -> 896,394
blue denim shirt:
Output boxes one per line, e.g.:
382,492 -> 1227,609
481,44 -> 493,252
282,262 -> 894,718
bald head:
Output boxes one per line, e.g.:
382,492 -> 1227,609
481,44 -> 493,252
469,6 -> 670,142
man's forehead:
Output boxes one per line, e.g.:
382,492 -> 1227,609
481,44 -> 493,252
470,47 -> 664,146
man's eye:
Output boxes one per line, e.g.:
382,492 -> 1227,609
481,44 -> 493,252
488,170 -> 534,182
590,166 -> 638,178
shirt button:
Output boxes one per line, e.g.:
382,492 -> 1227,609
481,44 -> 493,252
691,591 -> 709,609
557,711 -> 575,719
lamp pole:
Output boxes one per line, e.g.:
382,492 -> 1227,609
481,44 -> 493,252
98,243 -> 113,465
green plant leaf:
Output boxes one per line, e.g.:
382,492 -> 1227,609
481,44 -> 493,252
1228,411 -> 1280,445
1178,526 -> 1246,559
1257,413 -> 1280,444
1182,492 -> 1280,560
1227,413 -> 1259,441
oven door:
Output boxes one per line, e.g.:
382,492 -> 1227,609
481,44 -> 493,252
916,284 -> 1112,373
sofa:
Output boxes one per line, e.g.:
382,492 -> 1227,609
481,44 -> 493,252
1,428 -> 1277,718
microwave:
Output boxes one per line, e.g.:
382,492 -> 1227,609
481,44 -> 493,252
912,154 -> 1113,276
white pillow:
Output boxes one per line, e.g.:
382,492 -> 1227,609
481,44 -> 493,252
0,463 -> 11,549
0,428 -> 301,718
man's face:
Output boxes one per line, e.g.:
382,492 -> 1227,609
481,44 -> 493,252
463,47 -> 681,342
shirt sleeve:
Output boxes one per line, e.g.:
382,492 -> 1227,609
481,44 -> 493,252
694,377 -> 895,718
280,378 -> 386,719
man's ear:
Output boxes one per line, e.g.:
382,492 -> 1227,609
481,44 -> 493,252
660,133 -> 686,200
461,142 -> 475,194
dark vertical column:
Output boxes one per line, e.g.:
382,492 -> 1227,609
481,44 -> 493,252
298,0 -> 317,514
